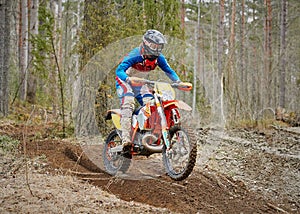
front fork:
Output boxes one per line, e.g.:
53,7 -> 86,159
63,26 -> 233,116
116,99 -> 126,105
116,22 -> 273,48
154,95 -> 171,150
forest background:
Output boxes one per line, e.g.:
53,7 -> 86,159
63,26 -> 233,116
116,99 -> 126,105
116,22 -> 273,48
0,0 -> 299,137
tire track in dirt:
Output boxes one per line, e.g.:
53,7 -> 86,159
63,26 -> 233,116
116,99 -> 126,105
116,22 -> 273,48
47,142 -> 293,213
1,123 -> 296,213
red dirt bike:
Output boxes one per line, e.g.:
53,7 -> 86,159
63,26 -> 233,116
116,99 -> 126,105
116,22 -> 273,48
103,77 -> 197,181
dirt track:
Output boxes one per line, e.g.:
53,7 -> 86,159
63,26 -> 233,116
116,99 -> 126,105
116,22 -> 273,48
0,122 -> 299,213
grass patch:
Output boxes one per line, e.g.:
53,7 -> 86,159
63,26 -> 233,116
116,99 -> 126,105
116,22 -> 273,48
0,135 -> 20,154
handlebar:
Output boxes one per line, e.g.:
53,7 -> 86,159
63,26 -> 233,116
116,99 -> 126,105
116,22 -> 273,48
128,77 -> 192,91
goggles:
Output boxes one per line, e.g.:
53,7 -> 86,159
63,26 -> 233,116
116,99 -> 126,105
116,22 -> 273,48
143,39 -> 164,52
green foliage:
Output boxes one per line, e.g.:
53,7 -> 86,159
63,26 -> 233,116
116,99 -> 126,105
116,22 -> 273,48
28,3 -> 59,107
143,0 -> 183,38
79,0 -> 185,66
116,0 -> 145,38
196,84 -> 212,125
30,4 -> 55,79
297,79 -> 300,87
0,135 -> 20,154
29,2 -> 68,137
79,0 -> 119,66
95,80 -> 115,136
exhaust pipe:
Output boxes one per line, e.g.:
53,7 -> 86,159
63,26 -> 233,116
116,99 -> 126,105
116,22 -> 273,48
142,134 -> 163,153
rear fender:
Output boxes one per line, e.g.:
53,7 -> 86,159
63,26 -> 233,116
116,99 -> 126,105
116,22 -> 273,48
106,109 -> 121,129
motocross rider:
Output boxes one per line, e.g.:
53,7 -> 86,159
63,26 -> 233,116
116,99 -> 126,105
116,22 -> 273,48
115,29 -> 182,150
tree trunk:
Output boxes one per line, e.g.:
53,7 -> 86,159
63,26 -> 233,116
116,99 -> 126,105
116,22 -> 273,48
216,0 -> 225,125
57,0 -> 63,75
279,0 -> 287,108
228,0 -> 237,116
264,0 -> 272,107
49,0 -> 58,115
240,0 -> 247,106
27,0 -> 39,104
0,0 -> 11,117
20,0 -> 29,101
181,0 -> 185,31
217,0 -> 225,78
192,1 -> 200,117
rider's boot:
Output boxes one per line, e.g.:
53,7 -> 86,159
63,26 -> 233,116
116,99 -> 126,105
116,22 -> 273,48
119,96 -> 134,157
120,109 -> 133,149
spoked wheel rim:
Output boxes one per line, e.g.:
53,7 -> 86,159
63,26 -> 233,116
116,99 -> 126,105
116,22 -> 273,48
103,130 -> 131,175
106,141 -> 121,166
166,130 -> 191,174
162,126 -> 197,181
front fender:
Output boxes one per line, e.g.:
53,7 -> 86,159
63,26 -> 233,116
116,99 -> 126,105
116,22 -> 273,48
177,100 -> 192,111
163,100 -> 192,111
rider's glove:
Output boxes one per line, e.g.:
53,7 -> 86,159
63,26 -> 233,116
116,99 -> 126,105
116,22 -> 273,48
179,82 -> 192,91
172,81 -> 192,91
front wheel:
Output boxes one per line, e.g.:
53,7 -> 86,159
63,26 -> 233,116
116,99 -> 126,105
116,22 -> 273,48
102,130 -> 131,175
162,126 -> 197,181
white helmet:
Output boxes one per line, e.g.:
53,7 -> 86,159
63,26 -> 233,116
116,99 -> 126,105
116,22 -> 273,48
142,29 -> 167,56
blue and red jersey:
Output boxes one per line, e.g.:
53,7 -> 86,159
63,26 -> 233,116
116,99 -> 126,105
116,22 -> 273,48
115,47 -> 180,86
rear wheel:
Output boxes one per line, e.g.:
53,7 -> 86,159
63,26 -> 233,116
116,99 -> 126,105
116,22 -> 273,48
162,126 -> 197,181
102,130 -> 131,175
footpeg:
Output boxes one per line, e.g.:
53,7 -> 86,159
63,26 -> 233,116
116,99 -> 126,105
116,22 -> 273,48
109,145 -> 123,153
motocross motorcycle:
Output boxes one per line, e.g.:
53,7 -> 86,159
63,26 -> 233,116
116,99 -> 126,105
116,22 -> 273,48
103,77 -> 197,181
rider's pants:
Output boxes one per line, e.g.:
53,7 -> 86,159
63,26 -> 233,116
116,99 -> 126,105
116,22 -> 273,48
116,77 -> 153,143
